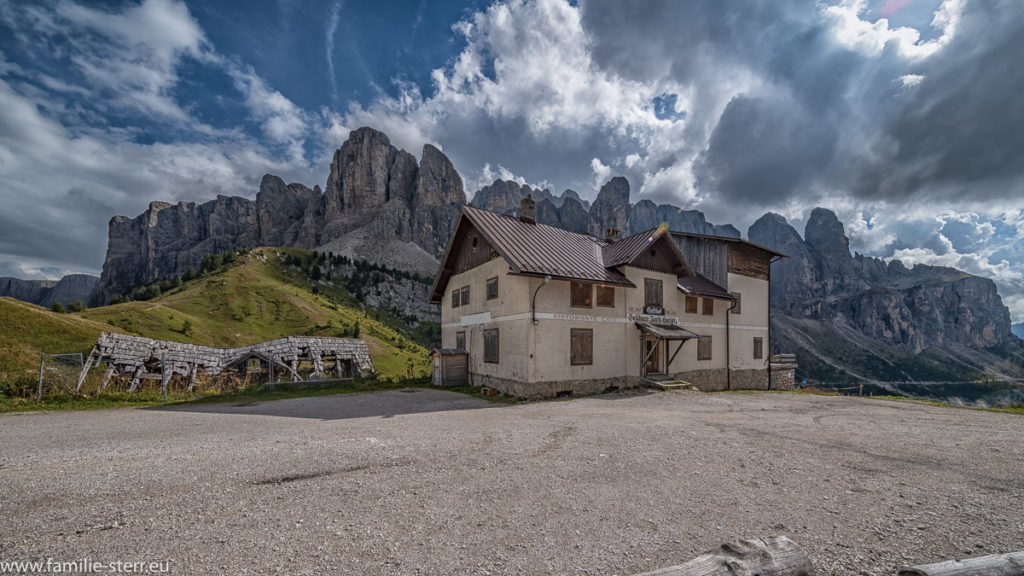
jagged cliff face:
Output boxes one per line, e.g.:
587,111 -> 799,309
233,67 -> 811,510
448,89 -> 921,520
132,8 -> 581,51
749,208 -> 1021,381
87,126 -> 1021,387
93,127 -> 465,304
470,177 -> 739,239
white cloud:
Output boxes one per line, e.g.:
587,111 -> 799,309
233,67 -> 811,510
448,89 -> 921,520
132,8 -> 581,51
53,0 -> 211,122
229,66 -> 310,164
823,0 -> 963,59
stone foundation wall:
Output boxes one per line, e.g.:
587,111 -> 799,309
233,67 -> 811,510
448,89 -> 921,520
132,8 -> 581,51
671,368 -> 729,391
470,373 -> 640,399
730,369 -> 769,390
770,367 -> 796,390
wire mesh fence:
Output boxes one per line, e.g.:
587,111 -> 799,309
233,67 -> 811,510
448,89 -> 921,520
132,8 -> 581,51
37,353 -> 84,401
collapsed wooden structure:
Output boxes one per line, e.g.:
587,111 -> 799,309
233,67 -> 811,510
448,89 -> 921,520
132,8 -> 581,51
75,332 -> 374,393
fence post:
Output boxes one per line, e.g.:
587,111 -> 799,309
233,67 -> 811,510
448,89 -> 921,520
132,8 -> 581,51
37,354 -> 45,402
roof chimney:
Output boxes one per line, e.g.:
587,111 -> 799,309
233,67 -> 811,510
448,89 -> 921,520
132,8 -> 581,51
520,194 -> 536,224
605,227 -> 620,243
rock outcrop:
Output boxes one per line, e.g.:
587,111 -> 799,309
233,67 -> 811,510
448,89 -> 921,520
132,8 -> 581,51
0,274 -> 98,308
93,127 -> 466,304
749,209 -> 1022,382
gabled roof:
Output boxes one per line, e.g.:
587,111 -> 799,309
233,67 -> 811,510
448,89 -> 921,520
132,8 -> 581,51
677,274 -> 733,300
429,206 -> 696,303
601,225 -> 693,277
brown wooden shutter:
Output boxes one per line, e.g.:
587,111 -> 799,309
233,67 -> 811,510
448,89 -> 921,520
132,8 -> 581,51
571,329 -> 593,365
697,336 -> 712,361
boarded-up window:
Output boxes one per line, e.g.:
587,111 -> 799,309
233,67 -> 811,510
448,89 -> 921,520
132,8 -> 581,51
483,329 -> 499,363
685,295 -> 698,314
645,279 -> 663,308
460,285 -> 470,306
455,331 -> 465,350
486,277 -> 498,300
702,297 -> 714,316
570,282 -> 593,308
753,337 -> 763,360
730,292 -> 741,314
697,336 -> 712,361
451,289 -> 460,308
596,285 -> 615,307
571,329 -> 593,365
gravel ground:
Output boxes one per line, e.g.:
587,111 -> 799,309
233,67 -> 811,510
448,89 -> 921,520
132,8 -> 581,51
1,389 -> 1022,575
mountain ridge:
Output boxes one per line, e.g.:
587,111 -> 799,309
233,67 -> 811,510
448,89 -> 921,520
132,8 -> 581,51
7,125 -> 1019,385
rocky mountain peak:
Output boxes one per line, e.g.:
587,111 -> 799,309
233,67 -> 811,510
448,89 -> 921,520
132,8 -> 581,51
415,144 -> 465,207
804,207 -> 851,260
588,177 -> 631,237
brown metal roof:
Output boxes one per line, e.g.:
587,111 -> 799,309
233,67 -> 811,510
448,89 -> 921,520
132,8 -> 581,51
602,227 -> 661,267
462,206 -> 634,286
677,274 -> 733,300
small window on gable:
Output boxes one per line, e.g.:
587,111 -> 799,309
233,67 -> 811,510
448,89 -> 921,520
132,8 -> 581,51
596,285 -> 615,307
697,336 -> 712,361
685,295 -> 698,314
570,328 -> 593,365
483,329 -> 499,363
731,292 -> 741,314
460,285 -> 470,307
451,289 -> 460,308
570,282 -> 593,308
486,277 -> 498,300
455,331 -> 466,350
753,337 -> 763,360
645,279 -> 663,308
702,297 -> 714,316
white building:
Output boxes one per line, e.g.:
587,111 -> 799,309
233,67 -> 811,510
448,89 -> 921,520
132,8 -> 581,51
429,196 -> 786,398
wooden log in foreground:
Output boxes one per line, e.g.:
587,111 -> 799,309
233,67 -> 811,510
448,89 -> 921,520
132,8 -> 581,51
635,535 -> 815,576
898,551 -> 1024,576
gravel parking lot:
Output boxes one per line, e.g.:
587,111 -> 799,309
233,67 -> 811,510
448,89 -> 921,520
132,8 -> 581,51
1,389 -> 1022,575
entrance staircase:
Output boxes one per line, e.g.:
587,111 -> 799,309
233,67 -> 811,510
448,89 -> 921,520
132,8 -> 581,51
642,374 -> 696,391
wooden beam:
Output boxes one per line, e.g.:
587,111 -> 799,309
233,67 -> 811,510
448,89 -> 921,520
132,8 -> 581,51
634,536 -> 814,576
98,364 -> 116,393
75,346 -> 98,392
898,551 -> 1024,576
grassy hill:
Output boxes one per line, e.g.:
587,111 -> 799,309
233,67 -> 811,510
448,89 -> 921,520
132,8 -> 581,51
1,248 -> 433,395
0,297 -> 124,382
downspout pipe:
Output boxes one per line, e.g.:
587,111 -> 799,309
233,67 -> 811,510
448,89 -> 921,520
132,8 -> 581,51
727,297 -> 737,391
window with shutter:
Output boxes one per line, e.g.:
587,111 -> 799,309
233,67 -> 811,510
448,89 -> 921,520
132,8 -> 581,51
460,285 -> 470,306
570,282 -> 593,308
455,331 -> 465,350
570,329 -> 593,365
697,336 -> 712,361
483,329 -> 499,363
753,337 -> 763,360
685,295 -> 698,314
702,297 -> 714,316
451,289 -> 460,308
596,285 -> 615,307
486,277 -> 498,300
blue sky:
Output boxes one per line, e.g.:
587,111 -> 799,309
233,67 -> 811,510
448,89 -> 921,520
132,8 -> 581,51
0,0 -> 1022,322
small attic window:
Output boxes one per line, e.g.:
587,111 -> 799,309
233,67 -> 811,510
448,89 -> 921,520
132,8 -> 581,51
649,248 -> 656,258
471,236 -> 479,250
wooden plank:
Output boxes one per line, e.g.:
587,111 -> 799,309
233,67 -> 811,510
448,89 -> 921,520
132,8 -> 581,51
898,552 -> 1024,576
635,536 -> 814,576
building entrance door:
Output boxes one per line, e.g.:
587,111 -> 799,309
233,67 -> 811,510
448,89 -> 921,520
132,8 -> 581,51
644,335 -> 661,374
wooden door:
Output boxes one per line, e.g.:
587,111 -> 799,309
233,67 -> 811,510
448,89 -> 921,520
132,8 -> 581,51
644,335 -> 661,374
